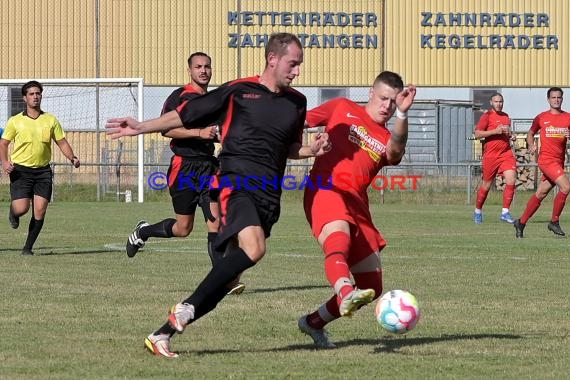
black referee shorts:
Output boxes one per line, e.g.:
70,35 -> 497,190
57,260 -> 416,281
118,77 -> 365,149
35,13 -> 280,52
9,164 -> 53,201
215,187 -> 281,251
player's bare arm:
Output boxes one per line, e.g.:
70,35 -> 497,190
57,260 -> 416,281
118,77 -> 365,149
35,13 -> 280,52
288,132 -> 332,159
387,85 -> 416,163
474,125 -> 507,139
163,125 -> 218,139
106,110 -> 184,139
0,138 -> 14,174
55,138 -> 81,168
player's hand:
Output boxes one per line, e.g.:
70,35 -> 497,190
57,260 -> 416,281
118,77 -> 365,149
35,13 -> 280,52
395,84 -> 417,113
106,117 -> 141,139
310,132 -> 332,156
2,160 -> 14,174
494,125 -> 505,135
71,156 -> 81,168
199,125 -> 219,139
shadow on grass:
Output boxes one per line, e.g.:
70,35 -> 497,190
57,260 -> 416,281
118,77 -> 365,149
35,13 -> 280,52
39,248 -> 117,256
0,246 -> 117,256
371,333 -> 523,353
249,284 -> 330,294
268,333 -> 523,353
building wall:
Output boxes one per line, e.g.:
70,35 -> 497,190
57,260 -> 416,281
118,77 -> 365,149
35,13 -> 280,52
385,0 -> 570,87
1,0 -> 383,87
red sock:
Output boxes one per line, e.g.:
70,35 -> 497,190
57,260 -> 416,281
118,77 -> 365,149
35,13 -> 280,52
322,231 -> 353,300
520,194 -> 542,224
307,296 -> 341,329
503,184 -> 515,209
476,187 -> 489,209
552,191 -> 568,222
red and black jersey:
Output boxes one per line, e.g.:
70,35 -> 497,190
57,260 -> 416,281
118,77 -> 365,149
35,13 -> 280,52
176,76 -> 306,199
162,84 -> 215,158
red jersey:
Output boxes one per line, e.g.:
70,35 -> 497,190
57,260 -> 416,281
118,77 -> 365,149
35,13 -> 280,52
476,110 -> 512,156
306,98 -> 393,196
530,111 -> 570,164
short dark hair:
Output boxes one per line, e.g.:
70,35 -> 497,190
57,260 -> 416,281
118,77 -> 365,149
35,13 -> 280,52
547,87 -> 563,98
265,33 -> 302,62
373,71 -> 404,91
22,80 -> 43,96
187,52 -> 211,67
490,92 -> 503,100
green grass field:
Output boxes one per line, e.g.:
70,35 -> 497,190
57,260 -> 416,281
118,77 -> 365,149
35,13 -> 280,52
1,192 -> 569,379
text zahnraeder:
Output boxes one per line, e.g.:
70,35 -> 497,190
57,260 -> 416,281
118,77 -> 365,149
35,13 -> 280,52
420,11 -> 559,49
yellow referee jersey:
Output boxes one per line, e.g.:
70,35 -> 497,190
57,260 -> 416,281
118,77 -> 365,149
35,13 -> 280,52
2,111 -> 66,168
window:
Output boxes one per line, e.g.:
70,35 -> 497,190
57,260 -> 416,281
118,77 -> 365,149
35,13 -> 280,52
10,87 -> 25,116
319,88 -> 347,103
472,88 -> 499,112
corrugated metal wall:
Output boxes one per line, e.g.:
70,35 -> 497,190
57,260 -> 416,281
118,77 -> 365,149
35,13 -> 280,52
388,101 -> 476,165
0,0 -> 383,86
2,0 -> 569,87
385,0 -> 570,87
0,1 -> 95,78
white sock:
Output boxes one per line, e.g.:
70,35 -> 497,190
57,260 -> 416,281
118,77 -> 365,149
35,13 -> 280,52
474,208 -> 482,214
502,208 -> 509,213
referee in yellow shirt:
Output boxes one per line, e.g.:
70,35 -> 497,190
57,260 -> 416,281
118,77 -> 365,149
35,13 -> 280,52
0,81 -> 80,256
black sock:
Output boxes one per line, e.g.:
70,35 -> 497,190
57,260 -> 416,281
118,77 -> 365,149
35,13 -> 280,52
139,218 -> 176,240
155,322 -> 177,337
153,285 -> 229,338
190,285 -> 228,323
182,248 -> 255,308
207,232 -> 223,266
23,218 -> 44,250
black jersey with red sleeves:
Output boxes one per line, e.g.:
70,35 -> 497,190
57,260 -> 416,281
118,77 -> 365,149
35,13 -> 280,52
176,76 -> 306,198
162,84 -> 215,158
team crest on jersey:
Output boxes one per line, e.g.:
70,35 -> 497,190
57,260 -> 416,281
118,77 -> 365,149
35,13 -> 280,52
545,125 -> 570,139
348,125 -> 386,162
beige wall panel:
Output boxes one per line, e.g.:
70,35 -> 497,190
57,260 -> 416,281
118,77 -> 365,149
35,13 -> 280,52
385,0 -> 570,87
0,1 -> 95,79
99,0 -> 383,86
1,0 -> 383,86
99,0 -> 135,78
97,0 -> 237,85
232,0 -> 383,86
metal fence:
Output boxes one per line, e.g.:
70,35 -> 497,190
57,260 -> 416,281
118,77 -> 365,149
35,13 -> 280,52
0,160 -> 548,205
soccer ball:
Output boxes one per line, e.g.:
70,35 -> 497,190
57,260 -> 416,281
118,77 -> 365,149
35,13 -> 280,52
375,289 -> 420,334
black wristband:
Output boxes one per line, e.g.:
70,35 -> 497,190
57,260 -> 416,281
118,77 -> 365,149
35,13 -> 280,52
71,156 -> 78,162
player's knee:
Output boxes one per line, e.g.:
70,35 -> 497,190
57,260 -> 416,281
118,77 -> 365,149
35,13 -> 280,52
322,231 -> 351,256
173,222 -> 193,237
559,184 -> 570,194
238,246 -> 264,262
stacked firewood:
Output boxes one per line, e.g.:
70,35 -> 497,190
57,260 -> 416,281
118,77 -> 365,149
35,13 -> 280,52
495,146 -> 535,191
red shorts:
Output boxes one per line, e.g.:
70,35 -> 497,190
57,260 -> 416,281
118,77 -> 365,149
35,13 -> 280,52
539,160 -> 566,184
481,152 -> 516,181
303,188 -> 386,266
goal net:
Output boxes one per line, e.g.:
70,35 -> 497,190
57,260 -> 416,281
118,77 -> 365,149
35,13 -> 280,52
0,78 -> 150,202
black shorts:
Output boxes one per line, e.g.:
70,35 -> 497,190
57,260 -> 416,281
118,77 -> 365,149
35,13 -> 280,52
215,187 -> 281,251
9,164 -> 53,201
167,156 -> 218,218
